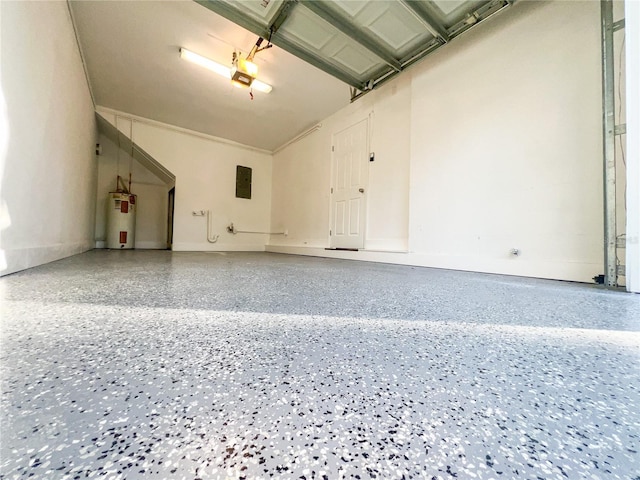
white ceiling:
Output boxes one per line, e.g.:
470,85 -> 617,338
69,0 -> 351,151
70,1 -> 512,151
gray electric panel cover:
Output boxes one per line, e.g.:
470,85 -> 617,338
236,165 -> 252,199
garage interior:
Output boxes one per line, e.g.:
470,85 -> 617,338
1,0 -> 639,478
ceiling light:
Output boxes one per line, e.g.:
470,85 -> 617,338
180,48 -> 230,79
180,48 -> 272,94
231,56 -> 258,88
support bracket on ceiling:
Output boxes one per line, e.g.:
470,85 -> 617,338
447,0 -> 511,37
350,86 -> 362,102
268,0 -> 296,36
613,18 -> 625,31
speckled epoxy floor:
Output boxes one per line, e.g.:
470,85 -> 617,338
1,251 -> 639,479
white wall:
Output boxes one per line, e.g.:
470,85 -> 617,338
269,1 -> 604,283
0,1 -> 97,276
97,109 -> 273,251
270,74 -> 411,252
94,133 -> 168,249
409,0 -> 602,281
270,128 -> 332,248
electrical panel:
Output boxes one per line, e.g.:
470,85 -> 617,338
236,165 -> 252,199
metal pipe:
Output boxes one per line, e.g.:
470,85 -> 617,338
601,0 -> 617,287
227,223 -> 285,235
206,210 -> 219,243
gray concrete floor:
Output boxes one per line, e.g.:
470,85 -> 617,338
1,250 -> 639,479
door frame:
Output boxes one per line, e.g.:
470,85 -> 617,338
329,117 -> 370,249
167,187 -> 175,250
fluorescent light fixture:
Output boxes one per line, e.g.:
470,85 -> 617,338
180,48 -> 230,78
180,48 -> 272,93
252,79 -> 272,94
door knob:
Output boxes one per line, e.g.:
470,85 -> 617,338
359,188 -> 365,193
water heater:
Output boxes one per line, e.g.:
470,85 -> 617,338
106,192 -> 137,249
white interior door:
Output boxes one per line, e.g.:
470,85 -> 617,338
330,119 -> 368,249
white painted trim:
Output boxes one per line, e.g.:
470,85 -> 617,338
273,124 -> 322,154
1,242 -> 94,276
95,241 -> 167,250
172,243 -> 266,252
265,245 -> 600,283
135,241 -> 167,250
95,106 -> 272,155
626,1 -> 640,293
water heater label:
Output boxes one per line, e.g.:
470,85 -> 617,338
121,201 -> 129,213
120,231 -> 127,244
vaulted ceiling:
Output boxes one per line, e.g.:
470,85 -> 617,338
70,1 -> 348,151
69,0 -> 513,151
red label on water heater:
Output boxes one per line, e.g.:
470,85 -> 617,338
130,195 -> 136,205
121,201 -> 129,213
120,231 -> 127,244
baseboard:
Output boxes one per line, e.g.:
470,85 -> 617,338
172,242 -> 266,252
95,241 -> 167,250
134,241 -> 167,250
1,241 -> 94,276
265,245 -> 600,283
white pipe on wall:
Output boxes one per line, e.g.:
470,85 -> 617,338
206,210 -> 219,243
226,223 -> 285,235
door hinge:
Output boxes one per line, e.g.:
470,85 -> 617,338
331,187 -> 333,194
330,230 -> 332,236
332,146 -> 334,152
